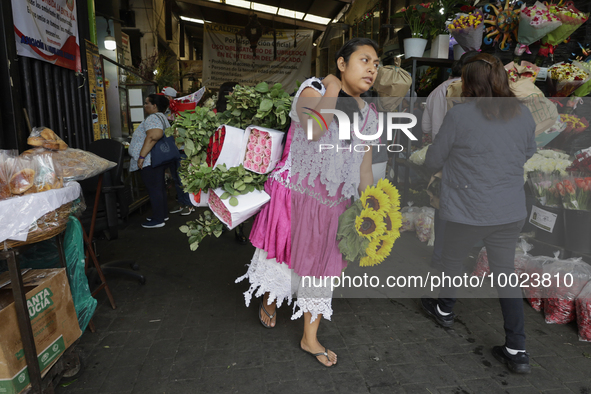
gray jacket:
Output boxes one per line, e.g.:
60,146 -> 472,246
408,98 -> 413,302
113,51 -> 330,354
425,101 -> 536,226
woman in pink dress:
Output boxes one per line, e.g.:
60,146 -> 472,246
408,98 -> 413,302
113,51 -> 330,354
236,38 -> 380,367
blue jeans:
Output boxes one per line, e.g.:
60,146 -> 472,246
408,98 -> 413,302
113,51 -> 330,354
140,164 -> 168,222
169,152 -> 191,206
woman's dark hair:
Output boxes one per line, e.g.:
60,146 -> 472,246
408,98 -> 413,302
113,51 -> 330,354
334,38 -> 379,79
216,82 -> 239,112
451,51 -> 480,77
148,94 -> 170,113
461,53 -> 520,120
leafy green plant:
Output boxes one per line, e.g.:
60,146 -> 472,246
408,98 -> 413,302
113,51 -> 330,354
166,107 -> 220,166
219,82 -> 292,130
180,163 -> 267,199
180,211 -> 225,251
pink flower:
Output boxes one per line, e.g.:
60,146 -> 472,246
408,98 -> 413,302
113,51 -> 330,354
263,148 -> 272,157
252,163 -> 260,172
254,145 -> 263,154
246,151 -> 254,160
263,157 -> 270,166
265,139 -> 272,149
244,160 -> 253,169
251,129 -> 259,137
259,131 -> 268,140
259,163 -> 268,173
249,134 -> 258,143
247,143 -> 255,151
258,136 -> 268,145
253,154 -> 262,164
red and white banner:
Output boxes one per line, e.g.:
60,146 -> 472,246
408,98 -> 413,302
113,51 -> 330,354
12,0 -> 81,72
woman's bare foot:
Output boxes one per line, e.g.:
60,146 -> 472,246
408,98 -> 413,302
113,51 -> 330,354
259,293 -> 277,328
300,339 -> 337,367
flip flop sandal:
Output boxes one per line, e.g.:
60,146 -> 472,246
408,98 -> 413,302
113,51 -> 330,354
301,347 -> 336,367
259,301 -> 276,329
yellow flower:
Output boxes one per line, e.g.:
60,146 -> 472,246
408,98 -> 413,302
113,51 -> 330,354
360,234 -> 395,267
360,185 -> 391,215
355,209 -> 386,240
376,179 -> 400,210
384,209 -> 403,235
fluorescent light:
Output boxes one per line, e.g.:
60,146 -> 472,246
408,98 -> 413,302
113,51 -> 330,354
104,35 -> 116,50
396,54 -> 404,57
277,8 -> 305,19
304,14 -> 332,25
225,0 -> 251,9
252,3 -> 277,14
313,42 -> 317,46
180,16 -> 205,24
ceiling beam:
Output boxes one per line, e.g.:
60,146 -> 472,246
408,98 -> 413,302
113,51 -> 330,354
175,0 -> 328,31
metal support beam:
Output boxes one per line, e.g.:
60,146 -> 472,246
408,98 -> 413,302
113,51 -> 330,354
176,0 -> 328,31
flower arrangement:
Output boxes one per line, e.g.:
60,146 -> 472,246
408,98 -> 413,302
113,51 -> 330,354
208,189 -> 233,226
547,62 -> 590,97
336,179 -> 402,267
167,106 -> 220,165
576,281 -> 591,342
560,114 -> 589,133
448,9 -> 485,51
568,147 -> 591,174
556,176 -> 591,211
528,172 -> 563,207
424,0 -> 469,38
393,3 -> 432,38
515,2 -> 562,56
244,129 -> 273,173
505,61 -> 540,83
523,150 -> 572,181
543,3 -> 589,46
417,67 -> 440,95
573,61 -> 591,97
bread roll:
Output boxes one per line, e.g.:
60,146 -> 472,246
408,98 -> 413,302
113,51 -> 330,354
27,136 -> 45,147
42,140 -> 60,150
57,140 -> 68,150
0,182 -> 10,200
9,168 -> 35,194
40,128 -> 59,141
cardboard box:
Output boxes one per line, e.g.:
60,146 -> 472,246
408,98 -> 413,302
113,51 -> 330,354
0,269 -> 82,394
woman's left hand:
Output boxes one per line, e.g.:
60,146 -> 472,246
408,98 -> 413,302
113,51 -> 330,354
138,158 -> 144,169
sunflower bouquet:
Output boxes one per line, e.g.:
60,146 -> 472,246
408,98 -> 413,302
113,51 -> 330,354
336,179 -> 403,267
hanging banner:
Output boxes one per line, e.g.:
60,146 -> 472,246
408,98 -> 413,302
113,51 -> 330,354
11,0 -> 81,72
121,32 -> 132,67
85,40 -> 110,140
203,23 -> 312,93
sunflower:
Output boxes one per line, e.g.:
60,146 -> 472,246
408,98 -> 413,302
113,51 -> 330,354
384,209 -> 403,234
360,234 -> 394,267
376,179 -> 401,210
355,209 -> 386,240
360,186 -> 390,215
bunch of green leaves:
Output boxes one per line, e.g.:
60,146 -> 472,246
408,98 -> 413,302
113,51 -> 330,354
219,82 -> 292,131
180,211 -> 224,251
425,0 -> 469,38
166,106 -> 220,165
179,163 -> 267,199
336,200 -> 369,263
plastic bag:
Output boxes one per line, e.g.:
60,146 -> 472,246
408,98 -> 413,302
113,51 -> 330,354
576,280 -> 591,342
0,150 -> 17,201
409,145 -> 430,166
22,147 -> 115,181
32,153 -> 63,192
543,258 -> 591,324
27,126 -> 68,151
9,156 -> 36,195
400,202 -> 419,232
415,207 -> 435,244
523,254 -> 556,311
514,239 -> 534,275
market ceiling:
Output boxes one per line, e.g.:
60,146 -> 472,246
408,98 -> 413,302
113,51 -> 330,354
174,0 -> 349,50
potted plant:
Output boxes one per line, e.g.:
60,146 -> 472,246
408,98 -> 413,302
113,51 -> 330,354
426,1 -> 469,58
393,4 -> 431,58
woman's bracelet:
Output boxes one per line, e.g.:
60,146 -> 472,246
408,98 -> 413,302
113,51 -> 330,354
139,155 -> 145,160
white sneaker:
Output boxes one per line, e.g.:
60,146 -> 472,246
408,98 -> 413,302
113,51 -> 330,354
169,204 -> 183,214
180,206 -> 195,216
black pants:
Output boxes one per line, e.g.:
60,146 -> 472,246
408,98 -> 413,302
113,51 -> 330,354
432,209 -> 447,265
437,219 -> 526,350
140,164 -> 168,222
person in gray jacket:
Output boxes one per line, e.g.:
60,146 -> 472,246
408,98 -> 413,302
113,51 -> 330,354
421,53 -> 537,374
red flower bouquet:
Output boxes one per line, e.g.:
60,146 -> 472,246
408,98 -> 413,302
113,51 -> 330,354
557,176 -> 591,211
472,247 -> 490,277
568,148 -> 591,175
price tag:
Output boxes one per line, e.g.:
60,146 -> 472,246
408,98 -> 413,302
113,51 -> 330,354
529,205 -> 557,233
536,67 -> 548,81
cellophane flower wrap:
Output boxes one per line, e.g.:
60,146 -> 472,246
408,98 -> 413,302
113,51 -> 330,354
547,62 -> 590,97
517,2 -> 562,47
543,3 -> 589,46
528,171 -> 563,208
337,179 -> 402,267
415,207 -> 435,245
568,147 -> 591,175
208,189 -> 232,227
241,126 -> 283,174
472,239 -> 533,277
543,259 -> 591,324
400,202 -> 420,232
505,61 -> 540,83
208,187 -> 271,230
448,10 -> 485,51
575,280 -> 591,342
556,175 -> 591,211
573,61 -> 591,97
208,125 -> 245,169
